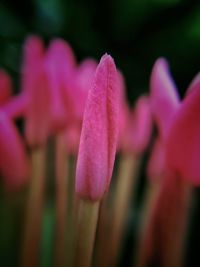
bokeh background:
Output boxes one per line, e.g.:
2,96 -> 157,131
0,0 -> 200,101
0,0 -> 200,266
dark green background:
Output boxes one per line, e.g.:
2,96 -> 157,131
0,0 -> 200,102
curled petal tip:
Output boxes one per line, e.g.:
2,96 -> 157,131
150,57 -> 180,139
185,72 -> 200,96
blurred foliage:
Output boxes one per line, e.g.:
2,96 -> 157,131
0,0 -> 200,101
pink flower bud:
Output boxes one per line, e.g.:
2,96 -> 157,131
45,39 -> 77,132
22,36 -> 50,147
75,54 -> 120,201
73,58 -> 97,121
0,70 -> 12,105
0,113 -> 29,190
150,58 -> 180,140
166,76 -> 200,185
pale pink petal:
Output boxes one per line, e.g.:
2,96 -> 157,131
185,72 -> 200,97
73,58 -> 97,120
166,79 -> 200,185
75,54 -> 120,201
130,95 -> 152,154
150,58 -> 180,140
22,36 -> 50,146
45,39 -> 77,131
0,114 -> 29,189
116,70 -> 130,151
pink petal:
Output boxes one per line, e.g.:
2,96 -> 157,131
0,114 -> 29,189
185,72 -> 200,97
73,58 -> 97,120
130,95 -> 152,154
166,79 -> 200,185
75,54 -> 120,201
150,58 -> 180,140
22,36 -> 50,146
65,123 -> 81,155
45,39 -> 77,131
0,70 -> 12,105
21,35 -> 44,92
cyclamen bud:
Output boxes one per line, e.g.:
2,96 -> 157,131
75,54 -> 120,201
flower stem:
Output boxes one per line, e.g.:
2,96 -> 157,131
20,146 -> 46,267
137,175 -> 191,267
54,134 -> 68,267
74,199 -> 100,267
96,153 -> 140,267
108,153 -> 140,267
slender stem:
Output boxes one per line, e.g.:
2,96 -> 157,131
65,156 -> 77,266
135,181 -> 160,267
96,153 -> 140,267
74,199 -> 100,267
20,146 -> 46,267
137,175 -> 191,267
54,134 -> 68,267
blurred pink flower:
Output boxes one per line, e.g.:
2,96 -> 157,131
150,58 -> 180,140
121,95 -> 152,155
45,39 -> 77,132
22,35 -> 50,147
166,76 -> 200,185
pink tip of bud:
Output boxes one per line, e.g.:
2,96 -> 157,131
0,114 -> 29,190
150,58 -> 180,140
166,77 -> 200,185
75,54 -> 120,201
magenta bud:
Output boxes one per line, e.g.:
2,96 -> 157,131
75,54 -> 120,201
